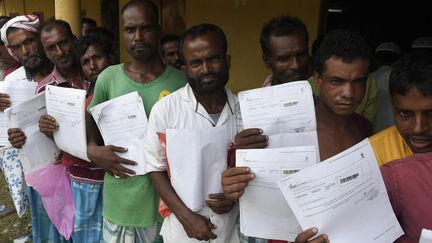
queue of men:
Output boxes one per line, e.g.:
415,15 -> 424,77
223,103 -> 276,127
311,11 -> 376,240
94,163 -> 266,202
0,0 -> 431,242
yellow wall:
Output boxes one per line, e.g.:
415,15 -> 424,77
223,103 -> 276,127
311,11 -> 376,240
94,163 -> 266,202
0,0 -> 101,27
186,0 -> 321,93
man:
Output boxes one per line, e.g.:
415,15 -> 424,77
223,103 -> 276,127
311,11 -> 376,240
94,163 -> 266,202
0,16 -> 19,80
81,18 -> 97,37
76,35 -> 115,88
0,15 -> 59,242
379,55 -> 432,243
145,23 -> 239,242
260,15 -> 311,87
159,33 -> 182,69
223,29 -> 372,243
86,0 -> 187,241
370,42 -> 401,133
36,19 -> 108,243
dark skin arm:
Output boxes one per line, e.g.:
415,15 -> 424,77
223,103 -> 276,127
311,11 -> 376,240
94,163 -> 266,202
295,228 -> 329,243
86,114 -> 137,178
150,171 -> 217,241
0,93 -> 11,111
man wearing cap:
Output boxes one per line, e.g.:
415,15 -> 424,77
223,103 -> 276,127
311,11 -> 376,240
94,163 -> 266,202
0,15 -> 67,242
370,42 -> 401,133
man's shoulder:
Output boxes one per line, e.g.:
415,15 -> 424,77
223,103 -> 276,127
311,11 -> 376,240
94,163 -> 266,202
97,64 -> 123,80
160,66 -> 187,84
369,125 -> 400,144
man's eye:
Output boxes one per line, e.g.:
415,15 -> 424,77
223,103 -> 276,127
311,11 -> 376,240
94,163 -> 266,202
399,110 -> 412,118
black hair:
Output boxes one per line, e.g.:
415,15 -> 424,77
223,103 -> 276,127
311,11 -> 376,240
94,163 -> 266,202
40,18 -> 74,39
121,0 -> 159,24
74,35 -> 113,59
179,23 -> 227,63
260,15 -> 309,56
159,34 -> 180,55
81,18 -> 97,26
313,29 -> 371,75
389,54 -> 432,97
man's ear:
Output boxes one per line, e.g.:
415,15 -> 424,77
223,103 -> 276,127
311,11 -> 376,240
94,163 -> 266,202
314,71 -> 322,91
262,53 -> 271,69
181,64 -> 186,73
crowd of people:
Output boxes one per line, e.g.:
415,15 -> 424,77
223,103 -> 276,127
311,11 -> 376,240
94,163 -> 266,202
0,0 -> 431,242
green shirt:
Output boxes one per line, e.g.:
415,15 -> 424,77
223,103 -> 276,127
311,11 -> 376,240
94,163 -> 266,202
89,64 -> 187,227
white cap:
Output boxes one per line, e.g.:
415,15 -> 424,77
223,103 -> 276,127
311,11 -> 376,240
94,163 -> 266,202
375,42 -> 401,54
411,37 -> 432,48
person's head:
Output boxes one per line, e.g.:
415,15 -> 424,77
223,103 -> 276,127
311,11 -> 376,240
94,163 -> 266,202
389,54 -> 432,153
180,23 -> 230,95
40,18 -> 76,70
0,16 -> 17,69
410,36 -> 432,57
81,18 -> 97,37
75,36 -> 113,82
159,34 -> 182,69
121,0 -> 160,62
314,29 -> 371,117
260,15 -> 310,85
2,15 -> 47,73
374,42 -> 401,67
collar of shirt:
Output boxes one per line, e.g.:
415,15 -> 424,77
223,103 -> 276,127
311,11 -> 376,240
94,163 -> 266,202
262,74 -> 272,87
36,66 -> 92,95
179,83 -> 236,127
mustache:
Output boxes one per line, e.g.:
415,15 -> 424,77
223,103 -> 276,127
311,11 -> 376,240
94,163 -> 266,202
197,72 -> 220,82
406,135 -> 432,140
131,42 -> 152,50
22,54 -> 43,62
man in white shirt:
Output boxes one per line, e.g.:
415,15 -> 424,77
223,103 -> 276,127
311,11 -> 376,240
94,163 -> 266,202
145,23 -> 239,242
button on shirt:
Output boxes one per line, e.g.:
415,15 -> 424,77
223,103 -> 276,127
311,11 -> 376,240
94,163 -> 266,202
145,83 -> 240,243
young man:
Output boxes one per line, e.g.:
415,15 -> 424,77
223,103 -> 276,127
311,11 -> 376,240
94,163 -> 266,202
146,23 -> 239,243
30,19 -> 108,242
159,34 -> 182,69
223,29 -> 372,243
86,0 -> 187,241
81,18 -> 97,37
379,54 -> 432,243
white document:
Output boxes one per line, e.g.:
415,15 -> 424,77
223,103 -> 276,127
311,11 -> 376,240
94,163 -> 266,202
238,81 -> 320,161
166,125 -> 230,212
420,229 -> 432,243
278,139 -> 404,243
5,92 -> 60,174
0,81 -> 38,145
236,146 -> 316,241
89,92 -> 148,175
45,85 -> 89,161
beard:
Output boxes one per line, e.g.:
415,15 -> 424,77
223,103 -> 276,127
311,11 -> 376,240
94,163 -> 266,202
188,69 -> 229,95
22,54 -> 44,72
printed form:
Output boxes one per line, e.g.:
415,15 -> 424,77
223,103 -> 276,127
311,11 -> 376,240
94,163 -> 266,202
0,81 -> 37,145
236,146 -> 317,241
45,85 -> 89,161
5,92 -> 60,174
166,125 -> 230,212
90,92 -> 148,175
278,139 -> 404,243
238,81 -> 320,161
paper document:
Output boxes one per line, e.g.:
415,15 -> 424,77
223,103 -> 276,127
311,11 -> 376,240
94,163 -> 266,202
236,146 -> 316,241
420,229 -> 432,243
45,85 -> 89,161
89,92 -> 148,175
166,125 -> 230,212
238,81 -> 320,160
5,92 -> 60,174
278,139 -> 404,243
0,81 -> 37,145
